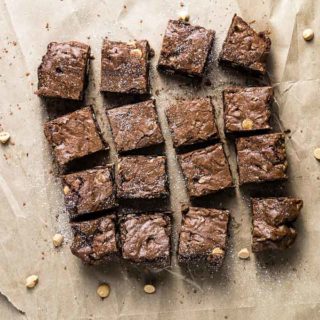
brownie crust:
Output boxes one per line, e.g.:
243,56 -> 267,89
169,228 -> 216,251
70,215 -> 118,265
236,133 -> 287,185
252,197 -> 303,252
37,41 -> 90,100
223,86 -> 273,133
158,20 -> 215,77
107,100 -> 164,152
166,97 -> 219,148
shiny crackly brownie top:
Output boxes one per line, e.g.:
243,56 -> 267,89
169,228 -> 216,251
158,20 -> 215,76
166,97 -> 219,148
219,15 -> 271,74
107,100 -> 163,152
223,86 -> 273,133
44,107 -> 105,166
37,41 -> 90,100
252,197 -> 303,252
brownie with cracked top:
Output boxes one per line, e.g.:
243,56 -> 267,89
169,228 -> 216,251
37,41 -> 90,100
223,87 -> 273,133
178,144 -> 233,197
119,212 -> 171,268
219,15 -> 271,75
44,107 -> 107,167
166,97 -> 219,148
158,20 -> 215,77
236,133 -> 287,185
100,39 -> 150,94
178,206 -> 229,269
107,100 -> 164,153
252,197 -> 303,252
70,214 -> 118,265
116,156 -> 168,199
62,165 -> 117,218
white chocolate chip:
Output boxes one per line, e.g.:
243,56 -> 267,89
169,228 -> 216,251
63,186 -> 70,195
238,248 -> 250,260
130,48 -> 142,58
178,10 -> 190,22
144,284 -> 156,294
242,118 -> 253,130
52,233 -> 64,247
211,247 -> 224,255
97,283 -> 110,298
313,148 -> 320,160
303,29 -> 314,41
26,275 -> 39,288
0,131 -> 10,144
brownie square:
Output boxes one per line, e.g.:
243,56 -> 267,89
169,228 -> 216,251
236,133 -> 288,185
223,87 -> 273,133
120,212 -> 171,268
219,15 -> 271,75
107,100 -> 164,153
252,197 -> 303,252
116,156 -> 168,199
158,20 -> 215,77
70,214 -> 118,265
100,39 -> 150,94
62,165 -> 117,218
44,107 -> 106,166
178,206 -> 229,269
166,97 -> 219,148
178,144 -> 233,197
37,41 -> 90,100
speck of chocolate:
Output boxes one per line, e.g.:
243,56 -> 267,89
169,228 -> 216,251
204,79 -> 212,86
155,89 -> 160,96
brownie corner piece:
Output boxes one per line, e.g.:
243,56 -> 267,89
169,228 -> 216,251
166,97 -> 219,148
62,165 -> 117,219
120,212 -> 171,268
37,41 -> 90,100
100,39 -> 150,94
107,99 -> 164,153
223,86 -> 273,133
178,144 -> 233,197
116,155 -> 168,199
70,214 -> 118,265
236,133 -> 288,185
219,14 -> 271,75
178,206 -> 229,269
158,20 -> 215,77
44,107 -> 106,166
251,197 -> 303,252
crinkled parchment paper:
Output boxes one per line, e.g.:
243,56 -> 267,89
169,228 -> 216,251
0,0 -> 320,319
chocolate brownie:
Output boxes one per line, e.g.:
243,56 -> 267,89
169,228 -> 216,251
70,214 -> 118,265
37,41 -> 90,100
166,97 -> 219,148
236,133 -> 288,185
116,156 -> 168,199
178,206 -> 229,269
223,86 -> 273,133
158,20 -> 215,77
100,39 -> 150,94
44,107 -> 106,166
252,197 -> 303,252
219,15 -> 271,75
62,165 -> 117,218
120,212 -> 171,268
178,144 -> 233,197
107,100 -> 164,153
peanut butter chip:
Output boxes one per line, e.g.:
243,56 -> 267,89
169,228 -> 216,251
0,131 -> 10,144
303,29 -> 314,41
211,247 -> 224,255
26,275 -> 39,288
63,186 -> 70,195
52,233 -> 64,247
242,118 -> 253,130
144,284 -> 156,294
313,148 -> 320,160
238,248 -> 250,260
130,48 -> 142,58
97,284 -> 110,298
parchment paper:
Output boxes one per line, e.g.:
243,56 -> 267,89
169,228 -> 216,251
0,0 -> 320,319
